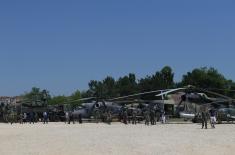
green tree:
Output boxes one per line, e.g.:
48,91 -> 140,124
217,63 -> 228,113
22,87 -> 51,106
102,76 -> 117,98
181,67 -> 227,88
116,73 -> 137,96
70,90 -> 81,100
138,66 -> 174,91
48,95 -> 67,105
88,80 -> 104,98
160,66 -> 174,89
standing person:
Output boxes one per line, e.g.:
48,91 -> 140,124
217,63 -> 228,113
144,110 -> 150,126
94,110 -> 100,123
123,110 -> 128,125
35,113 -> 39,123
107,110 -> 112,125
9,111 -> 15,125
150,109 -> 155,125
132,110 -> 137,125
43,111 -> 48,124
68,111 -> 75,124
29,111 -> 35,124
65,112 -> 69,124
209,108 -> 216,128
20,113 -> 24,124
78,114 -> 82,124
201,107 -> 209,129
160,110 -> 166,124
23,112 -> 27,123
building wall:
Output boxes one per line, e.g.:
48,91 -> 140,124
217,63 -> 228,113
0,96 -> 22,106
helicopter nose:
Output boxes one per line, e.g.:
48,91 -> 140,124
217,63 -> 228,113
95,103 -> 100,108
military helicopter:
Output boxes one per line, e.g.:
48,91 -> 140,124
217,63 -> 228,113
154,86 -> 235,122
63,90 -> 166,122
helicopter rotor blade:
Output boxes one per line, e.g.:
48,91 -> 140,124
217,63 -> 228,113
194,88 -> 232,100
108,89 -> 169,101
63,97 -> 96,104
155,88 -> 186,97
201,99 -> 233,107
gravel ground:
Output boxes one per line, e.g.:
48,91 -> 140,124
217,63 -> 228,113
0,122 -> 234,155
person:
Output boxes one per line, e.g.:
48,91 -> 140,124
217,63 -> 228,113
68,111 -> 75,124
160,111 -> 166,124
144,110 -> 150,126
23,113 -> 27,123
35,113 -> 39,123
201,107 -> 209,129
209,108 -> 216,128
107,110 -> 112,125
43,111 -> 48,124
19,113 -> 24,124
78,114 -> 82,124
132,110 -> 137,125
9,111 -> 15,125
29,111 -> 35,124
123,110 -> 128,124
94,110 -> 100,123
65,112 -> 69,124
150,109 -> 155,125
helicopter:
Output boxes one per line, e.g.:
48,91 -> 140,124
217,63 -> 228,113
154,86 -> 235,122
63,90 -> 166,122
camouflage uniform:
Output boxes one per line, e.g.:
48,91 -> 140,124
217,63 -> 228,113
144,110 -> 150,126
132,110 -> 137,125
68,111 -> 75,124
123,110 -> 128,124
201,111 -> 209,129
150,109 -> 155,125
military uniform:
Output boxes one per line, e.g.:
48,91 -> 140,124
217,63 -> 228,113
78,114 -> 82,124
68,111 -> 75,124
132,110 -> 137,125
29,112 -> 35,124
123,110 -> 128,124
107,111 -> 112,125
201,111 -> 209,129
150,110 -> 155,125
144,110 -> 150,126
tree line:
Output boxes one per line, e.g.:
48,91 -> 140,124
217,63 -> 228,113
23,66 -> 235,105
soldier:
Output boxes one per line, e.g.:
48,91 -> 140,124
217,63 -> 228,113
9,111 -> 15,125
78,114 -> 82,124
68,111 -> 75,124
150,109 -> 155,125
23,113 -> 27,123
123,109 -> 128,124
201,107 -> 209,129
106,110 -> 112,125
94,110 -> 100,123
29,111 -> 35,124
19,113 -> 24,124
144,110 -> 150,126
132,109 -> 137,125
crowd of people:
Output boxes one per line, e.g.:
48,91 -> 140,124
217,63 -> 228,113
16,111 -> 49,124
120,108 -> 166,125
6,107 -> 218,130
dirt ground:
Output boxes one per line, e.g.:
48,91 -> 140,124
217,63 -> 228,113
0,122 -> 234,155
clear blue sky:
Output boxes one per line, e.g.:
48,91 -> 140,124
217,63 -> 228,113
0,0 -> 234,96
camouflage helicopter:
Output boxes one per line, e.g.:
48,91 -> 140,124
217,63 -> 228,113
154,85 -> 235,122
65,89 -> 169,122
